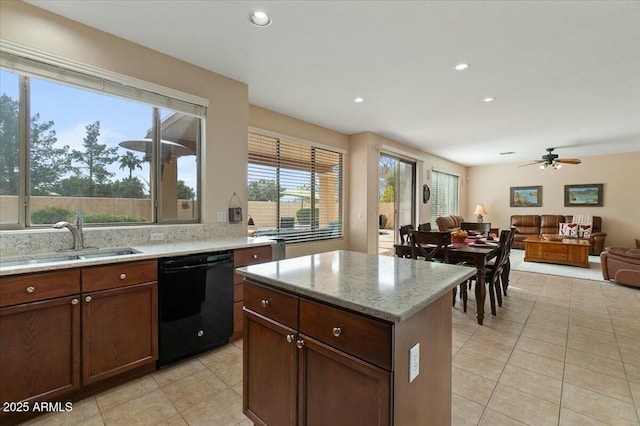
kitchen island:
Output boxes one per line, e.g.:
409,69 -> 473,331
237,250 -> 476,426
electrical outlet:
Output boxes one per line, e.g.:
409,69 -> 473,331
409,343 -> 420,383
216,211 -> 227,223
150,232 -> 165,241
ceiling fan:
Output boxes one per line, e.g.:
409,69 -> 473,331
519,148 -> 582,169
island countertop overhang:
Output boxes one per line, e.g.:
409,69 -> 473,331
236,250 -> 476,323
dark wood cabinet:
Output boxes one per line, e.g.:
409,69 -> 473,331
0,295 -> 81,405
0,260 -> 157,421
243,279 -> 452,425
243,310 -> 298,426
82,282 -> 158,385
299,335 -> 391,426
243,280 -> 392,426
0,270 -> 81,425
232,245 -> 273,341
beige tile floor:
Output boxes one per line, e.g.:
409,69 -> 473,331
22,270 -> 640,426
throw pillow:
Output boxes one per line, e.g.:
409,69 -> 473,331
572,214 -> 593,226
559,223 -> 578,237
578,224 -> 592,239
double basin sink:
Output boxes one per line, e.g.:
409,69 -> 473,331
0,248 -> 140,268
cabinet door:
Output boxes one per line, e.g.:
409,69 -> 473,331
0,296 -> 81,404
243,309 -> 297,426
298,334 -> 391,426
82,282 -> 158,385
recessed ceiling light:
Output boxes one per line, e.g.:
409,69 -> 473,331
354,97 -> 365,103
483,97 -> 495,103
453,63 -> 470,72
249,11 -> 271,27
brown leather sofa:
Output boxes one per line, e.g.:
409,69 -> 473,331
510,215 -> 606,255
601,247 -> 640,288
436,215 -> 465,231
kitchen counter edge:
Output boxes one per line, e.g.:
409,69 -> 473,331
0,237 -> 275,276
237,250 -> 476,323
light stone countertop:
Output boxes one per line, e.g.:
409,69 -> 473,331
0,237 -> 275,276
237,250 -> 477,323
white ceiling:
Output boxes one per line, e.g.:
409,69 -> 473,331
27,1 -> 640,166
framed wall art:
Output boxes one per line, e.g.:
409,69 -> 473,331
564,183 -> 603,207
510,186 -> 542,207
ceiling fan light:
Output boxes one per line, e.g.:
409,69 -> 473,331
555,163 -> 562,169
539,164 -> 546,170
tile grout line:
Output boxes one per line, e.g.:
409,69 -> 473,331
603,284 -> 640,424
475,271 -> 542,425
150,374 -> 186,425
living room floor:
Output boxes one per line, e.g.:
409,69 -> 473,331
21,271 -> 640,426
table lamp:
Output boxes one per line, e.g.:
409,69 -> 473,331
474,204 -> 487,223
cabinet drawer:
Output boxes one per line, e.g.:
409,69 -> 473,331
543,252 -> 568,261
234,283 -> 243,303
234,245 -> 273,267
0,269 -> 80,307
299,299 -> 392,370
244,281 -> 298,329
234,271 -> 245,285
82,260 -> 157,292
543,244 -> 568,253
233,301 -> 243,333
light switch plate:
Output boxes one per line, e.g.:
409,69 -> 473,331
150,232 -> 165,241
216,211 -> 227,222
409,343 -> 420,383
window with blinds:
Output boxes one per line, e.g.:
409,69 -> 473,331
430,170 -> 459,227
248,132 -> 343,243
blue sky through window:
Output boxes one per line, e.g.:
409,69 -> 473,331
1,69 -> 197,193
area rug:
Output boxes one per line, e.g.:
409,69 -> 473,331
509,249 -> 606,282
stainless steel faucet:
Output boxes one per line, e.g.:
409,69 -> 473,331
53,216 -> 84,250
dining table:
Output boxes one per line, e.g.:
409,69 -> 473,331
394,235 -> 501,325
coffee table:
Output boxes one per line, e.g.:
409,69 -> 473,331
524,236 -> 590,268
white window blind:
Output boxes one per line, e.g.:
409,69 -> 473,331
248,132 -> 343,243
430,170 -> 459,226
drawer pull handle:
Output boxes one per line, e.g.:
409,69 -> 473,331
252,254 -> 258,259
71,298 -> 79,305
286,334 -> 295,343
296,339 -> 305,349
85,296 -> 92,303
332,327 -> 342,337
26,286 -> 35,293
120,273 -> 127,280
261,299 -> 270,308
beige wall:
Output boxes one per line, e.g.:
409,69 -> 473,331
0,3 -> 471,258
349,132 -> 468,254
1,1 -> 248,234
467,151 -> 640,249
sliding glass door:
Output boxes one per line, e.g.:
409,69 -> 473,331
379,154 -> 416,254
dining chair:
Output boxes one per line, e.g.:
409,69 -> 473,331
492,230 -> 515,310
417,222 -> 431,232
491,227 -> 516,303
409,231 -> 451,263
458,229 -> 511,315
399,224 -> 414,244
460,222 -> 492,234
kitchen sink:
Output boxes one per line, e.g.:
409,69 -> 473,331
79,249 -> 140,259
0,255 -> 82,267
0,248 -> 140,268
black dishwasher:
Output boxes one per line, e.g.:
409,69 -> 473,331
157,251 -> 233,368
